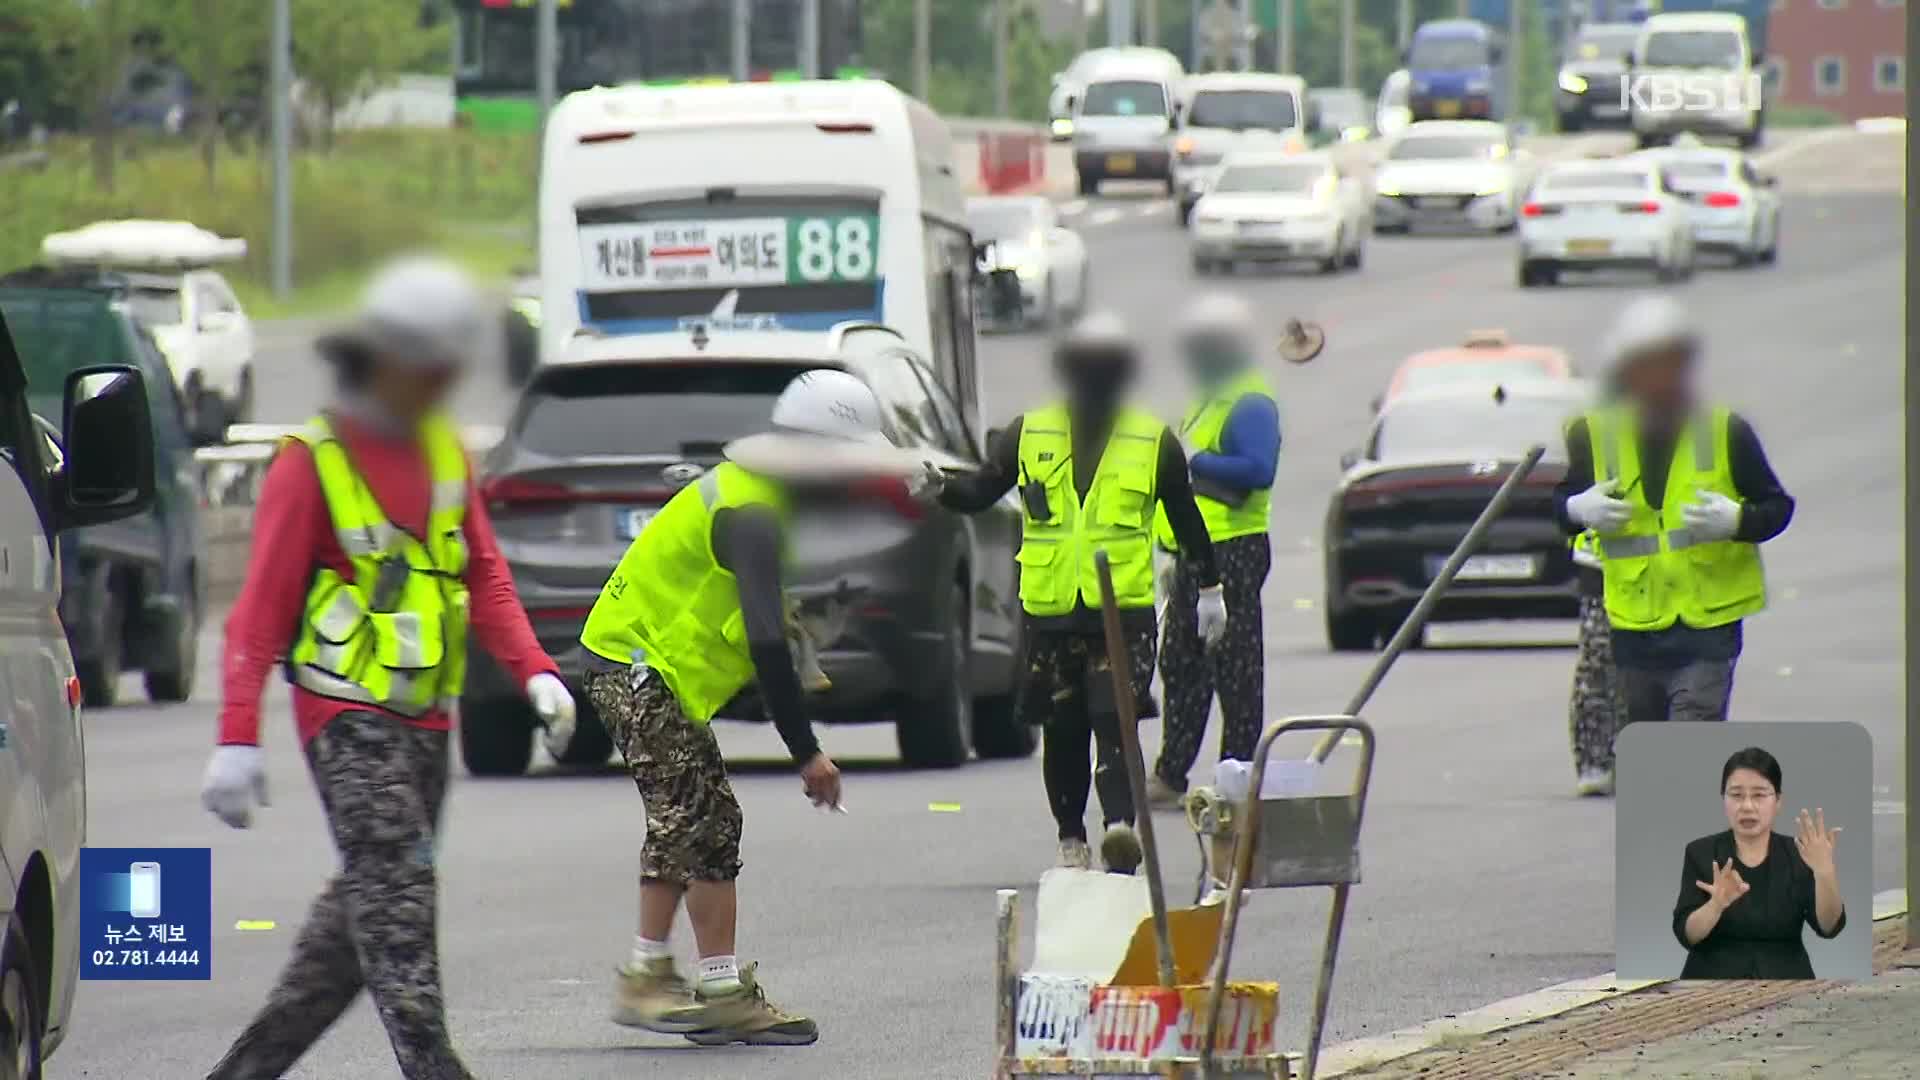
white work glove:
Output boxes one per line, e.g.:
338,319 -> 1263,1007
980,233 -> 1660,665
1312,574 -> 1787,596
528,673 -> 578,759
1197,585 -> 1229,647
1566,479 -> 1631,532
200,745 -> 269,830
905,461 -> 947,502
1681,491 -> 1743,543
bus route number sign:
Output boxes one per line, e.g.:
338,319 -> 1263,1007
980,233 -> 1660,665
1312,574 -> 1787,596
579,214 -> 880,292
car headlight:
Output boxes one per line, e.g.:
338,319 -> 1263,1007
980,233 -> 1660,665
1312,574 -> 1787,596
1475,184 -> 1509,198
1559,72 -> 1589,94
1051,117 -> 1073,136
1375,182 -> 1402,197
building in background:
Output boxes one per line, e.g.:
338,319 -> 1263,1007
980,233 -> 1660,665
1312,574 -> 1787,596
1765,0 -> 1906,121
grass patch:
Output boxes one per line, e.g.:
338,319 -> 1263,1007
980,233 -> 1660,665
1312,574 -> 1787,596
0,130 -> 536,318
1767,106 -> 1844,128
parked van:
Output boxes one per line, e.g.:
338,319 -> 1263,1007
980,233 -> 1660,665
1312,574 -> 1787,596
1072,56 -> 1184,196
1172,72 -> 1310,226
537,79 -> 984,423
1629,12 -> 1764,149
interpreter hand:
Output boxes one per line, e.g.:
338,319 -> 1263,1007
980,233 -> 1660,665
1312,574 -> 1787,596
527,673 -> 578,759
1197,585 -> 1229,647
1681,491 -> 1743,543
905,461 -> 947,502
1566,480 -> 1631,532
200,745 -> 270,830
1794,808 -> 1841,878
800,752 -> 843,810
1695,858 -> 1752,913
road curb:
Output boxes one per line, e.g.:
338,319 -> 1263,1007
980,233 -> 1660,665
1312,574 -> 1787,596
1319,889 -> 1909,1079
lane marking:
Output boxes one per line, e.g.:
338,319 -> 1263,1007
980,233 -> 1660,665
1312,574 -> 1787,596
1060,198 -> 1089,217
1088,207 -> 1125,227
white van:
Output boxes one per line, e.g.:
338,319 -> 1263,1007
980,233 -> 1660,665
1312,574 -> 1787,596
1629,12 -> 1764,149
1172,72 -> 1310,225
538,79 -> 983,421
1072,56 -> 1184,196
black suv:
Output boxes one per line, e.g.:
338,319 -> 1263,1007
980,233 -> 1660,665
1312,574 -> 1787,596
0,267 -> 207,706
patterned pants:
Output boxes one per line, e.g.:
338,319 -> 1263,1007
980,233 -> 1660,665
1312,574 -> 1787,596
1155,534 -> 1270,792
1618,658 -> 1737,726
584,667 -> 744,884
206,711 -> 472,1080
1569,595 -> 1629,776
1024,626 -> 1158,842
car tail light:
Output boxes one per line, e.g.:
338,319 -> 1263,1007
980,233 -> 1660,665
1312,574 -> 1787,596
1703,191 -> 1740,208
67,675 -> 83,709
850,476 -> 926,521
480,476 -> 669,511
1521,202 -> 1559,217
1619,200 -> 1661,214
577,131 -> 634,145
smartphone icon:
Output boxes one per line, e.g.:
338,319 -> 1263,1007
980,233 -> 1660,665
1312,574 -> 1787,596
128,862 -> 162,919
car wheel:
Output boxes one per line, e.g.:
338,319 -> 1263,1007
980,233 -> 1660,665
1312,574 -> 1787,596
143,589 -> 198,704
897,584 -> 973,769
1738,129 -> 1762,150
972,626 -> 1036,760
231,366 -> 255,424
1177,201 -> 1193,228
1325,606 -> 1375,652
1557,113 -> 1584,134
458,696 -> 537,776
1,910 -> 44,1080
188,383 -> 228,446
1759,217 -> 1780,264
1319,231 -> 1345,274
1344,233 -> 1364,269
1381,609 -> 1429,651
1078,172 -> 1099,197
1517,260 -> 1541,288
76,585 -> 125,708
1191,256 -> 1212,275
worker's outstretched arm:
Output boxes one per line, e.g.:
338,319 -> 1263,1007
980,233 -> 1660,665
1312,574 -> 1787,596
1156,432 -> 1221,587
936,417 -> 1023,513
711,506 -> 820,765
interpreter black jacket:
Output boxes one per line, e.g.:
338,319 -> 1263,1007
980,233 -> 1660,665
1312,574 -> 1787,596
1672,830 -> 1845,980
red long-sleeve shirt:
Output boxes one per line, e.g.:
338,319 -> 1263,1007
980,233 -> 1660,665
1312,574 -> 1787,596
218,413 -> 558,746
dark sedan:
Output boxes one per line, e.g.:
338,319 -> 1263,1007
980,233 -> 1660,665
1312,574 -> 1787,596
460,323 -> 1031,775
1322,380 -> 1593,651
1556,23 -> 1640,133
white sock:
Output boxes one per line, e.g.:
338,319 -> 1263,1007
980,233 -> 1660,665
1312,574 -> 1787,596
631,936 -> 670,967
698,954 -> 740,988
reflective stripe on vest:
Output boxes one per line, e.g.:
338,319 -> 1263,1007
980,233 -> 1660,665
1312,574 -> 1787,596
578,462 -> 788,724
1015,404 -> 1163,616
1585,406 -> 1766,632
1153,369 -> 1275,549
284,414 -> 471,716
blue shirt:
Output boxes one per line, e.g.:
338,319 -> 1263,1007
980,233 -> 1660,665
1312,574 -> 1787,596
1188,394 -> 1280,495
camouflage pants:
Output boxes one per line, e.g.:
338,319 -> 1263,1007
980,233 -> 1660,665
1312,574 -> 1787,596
1025,627 -> 1158,842
1155,534 -> 1270,792
1569,595 -> 1628,775
206,711 -> 471,1080
584,667 -> 744,884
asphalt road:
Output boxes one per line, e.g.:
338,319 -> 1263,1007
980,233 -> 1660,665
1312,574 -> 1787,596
60,127 -> 1903,1078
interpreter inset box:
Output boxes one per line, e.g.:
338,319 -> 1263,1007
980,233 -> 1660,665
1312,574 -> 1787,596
1615,723 -> 1872,981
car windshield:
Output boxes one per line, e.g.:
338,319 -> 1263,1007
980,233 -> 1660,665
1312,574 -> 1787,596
1212,163 -> 1325,194
1573,27 -> 1639,61
1388,135 -> 1501,161
1375,394 -> 1575,462
1408,36 -> 1491,70
123,285 -> 184,329
1313,92 -> 1368,127
968,203 -> 1044,243
1400,360 -> 1554,394
1643,30 -> 1745,70
1082,80 -> 1167,117
1187,90 -> 1298,131
516,362 -> 811,458
0,290 -> 137,403
1542,169 -> 1650,191
1659,158 -> 1731,181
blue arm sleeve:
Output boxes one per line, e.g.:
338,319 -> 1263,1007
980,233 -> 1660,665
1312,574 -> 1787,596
1189,396 -> 1280,493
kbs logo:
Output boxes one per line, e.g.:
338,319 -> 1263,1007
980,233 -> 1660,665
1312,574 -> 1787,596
1621,73 -> 1764,114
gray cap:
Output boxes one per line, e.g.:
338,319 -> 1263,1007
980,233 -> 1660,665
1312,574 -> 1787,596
318,255 -> 490,370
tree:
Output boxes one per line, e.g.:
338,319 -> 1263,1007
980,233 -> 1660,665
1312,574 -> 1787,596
15,0 -> 136,191
292,0 -> 449,149
151,0 -> 268,186
861,0 -> 1072,120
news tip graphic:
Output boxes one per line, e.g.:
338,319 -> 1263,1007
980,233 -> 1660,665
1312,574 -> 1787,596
80,848 -> 212,981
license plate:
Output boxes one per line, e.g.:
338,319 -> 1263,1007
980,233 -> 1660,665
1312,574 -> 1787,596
616,508 -> 656,541
1434,100 -> 1461,117
1446,554 -> 1539,581
1107,153 -> 1136,173
1567,238 -> 1613,255
1413,196 -> 1457,210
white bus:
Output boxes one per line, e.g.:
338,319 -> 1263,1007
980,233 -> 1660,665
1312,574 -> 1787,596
538,79 -> 984,421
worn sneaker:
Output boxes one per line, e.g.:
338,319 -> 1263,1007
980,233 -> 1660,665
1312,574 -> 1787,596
1144,774 -> 1186,811
1100,823 -> 1143,875
676,964 -> 819,1046
1575,768 -> 1615,798
1057,838 -> 1093,870
611,957 -> 703,1033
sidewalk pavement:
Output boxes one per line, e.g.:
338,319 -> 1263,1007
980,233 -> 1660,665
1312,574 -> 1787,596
1337,915 -> 1916,1080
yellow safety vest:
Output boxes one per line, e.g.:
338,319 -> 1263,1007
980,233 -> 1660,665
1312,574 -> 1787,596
1571,529 -> 1601,569
1585,406 -> 1766,632
579,463 -> 788,724
285,414 -> 471,715
509,296 -> 542,329
1153,368 -> 1275,549
1015,403 -> 1163,616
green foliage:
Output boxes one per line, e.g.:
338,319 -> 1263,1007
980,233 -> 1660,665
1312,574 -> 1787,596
861,0 -> 1075,120
293,0 -> 452,132
1768,105 -> 1842,128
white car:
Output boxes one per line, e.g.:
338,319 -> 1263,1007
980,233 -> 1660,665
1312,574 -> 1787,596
1171,72 -> 1310,226
1189,151 -> 1369,275
41,220 -> 255,441
966,195 -> 1089,328
1517,160 -> 1697,287
1372,120 -> 1529,234
1632,141 -> 1781,266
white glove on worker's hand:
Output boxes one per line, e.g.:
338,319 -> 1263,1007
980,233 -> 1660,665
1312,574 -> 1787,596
1197,585 -> 1229,647
905,461 -> 947,502
1566,480 -> 1631,532
1681,491 -> 1743,543
528,673 -> 578,759
201,745 -> 269,830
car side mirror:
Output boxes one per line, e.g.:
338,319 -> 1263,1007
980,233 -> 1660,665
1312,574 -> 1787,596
57,365 -> 155,530
1340,449 -> 1361,470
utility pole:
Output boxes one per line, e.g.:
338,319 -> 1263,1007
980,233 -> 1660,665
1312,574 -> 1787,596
536,0 -> 557,118
1280,0 -> 1295,74
1399,0 -> 1414,50
269,0 -> 291,297
994,0 -> 1011,117
732,0 -> 751,81
1077,0 -> 1091,53
1145,0 -> 1159,48
1508,0 -> 1523,127
801,0 -> 822,78
1457,0 -> 1470,17
1235,0 -> 1252,70
1191,0 -> 1203,70
1340,0 -> 1356,87
913,0 -> 931,98
1109,0 -> 1133,46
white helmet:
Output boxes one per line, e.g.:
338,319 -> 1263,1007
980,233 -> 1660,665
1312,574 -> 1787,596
1062,309 -> 1132,353
725,368 -> 931,479
767,368 -> 890,445
1176,292 -> 1257,344
1603,294 -> 1699,370
320,255 -> 490,369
